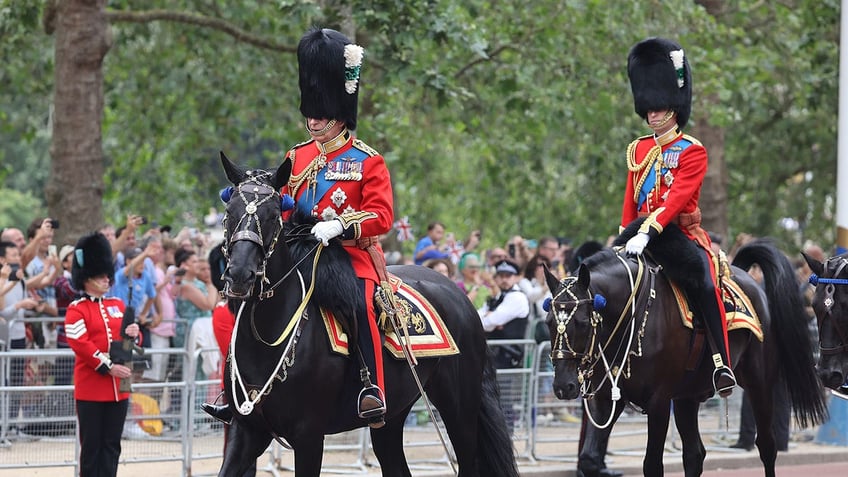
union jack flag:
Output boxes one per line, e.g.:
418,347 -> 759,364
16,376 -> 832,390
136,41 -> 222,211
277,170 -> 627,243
393,216 -> 414,242
448,242 -> 465,264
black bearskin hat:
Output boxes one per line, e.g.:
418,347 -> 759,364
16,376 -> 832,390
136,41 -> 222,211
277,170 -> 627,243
627,37 -> 692,128
298,27 -> 364,131
71,232 -> 114,290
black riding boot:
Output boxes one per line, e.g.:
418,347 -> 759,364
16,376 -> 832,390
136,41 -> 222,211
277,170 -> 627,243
697,287 -> 736,397
356,320 -> 386,428
201,392 -> 233,425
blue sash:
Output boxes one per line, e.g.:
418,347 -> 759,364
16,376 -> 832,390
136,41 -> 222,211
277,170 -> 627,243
637,138 -> 692,209
295,146 -> 369,216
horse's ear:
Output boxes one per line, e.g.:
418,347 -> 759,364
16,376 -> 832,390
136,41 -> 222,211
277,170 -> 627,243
273,158 -> 292,191
577,264 -> 590,288
220,151 -> 245,185
802,252 -> 824,277
543,265 -> 560,293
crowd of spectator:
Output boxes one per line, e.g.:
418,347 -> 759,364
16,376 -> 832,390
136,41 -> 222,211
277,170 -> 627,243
0,213 -> 835,439
0,214 -> 220,435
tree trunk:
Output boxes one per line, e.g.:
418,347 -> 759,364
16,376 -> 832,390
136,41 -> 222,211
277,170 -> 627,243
691,119 -> 729,244
694,0 -> 729,245
46,0 -> 111,245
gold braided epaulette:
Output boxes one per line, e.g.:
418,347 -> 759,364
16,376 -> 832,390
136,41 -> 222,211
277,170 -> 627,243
291,138 -> 314,150
353,138 -> 379,157
682,134 -> 702,146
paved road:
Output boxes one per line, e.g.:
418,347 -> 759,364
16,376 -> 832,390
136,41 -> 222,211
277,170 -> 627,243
667,462 -> 848,476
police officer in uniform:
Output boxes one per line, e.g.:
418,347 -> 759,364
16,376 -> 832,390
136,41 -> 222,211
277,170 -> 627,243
617,37 -> 736,397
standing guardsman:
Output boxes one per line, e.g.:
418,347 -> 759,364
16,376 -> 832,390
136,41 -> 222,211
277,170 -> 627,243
65,232 -> 140,476
618,37 -> 736,397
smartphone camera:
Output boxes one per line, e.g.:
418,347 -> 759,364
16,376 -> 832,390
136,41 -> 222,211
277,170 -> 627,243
7,263 -> 21,281
508,243 -> 516,258
49,219 -> 60,229
140,216 -> 148,225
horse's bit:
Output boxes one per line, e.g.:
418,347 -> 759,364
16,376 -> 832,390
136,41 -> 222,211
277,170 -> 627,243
809,258 -> 848,356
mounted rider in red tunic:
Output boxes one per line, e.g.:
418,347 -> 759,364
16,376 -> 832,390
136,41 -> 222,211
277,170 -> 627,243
616,37 -> 736,397
285,28 -> 393,426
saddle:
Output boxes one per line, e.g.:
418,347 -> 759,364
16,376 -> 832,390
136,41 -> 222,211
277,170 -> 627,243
668,252 -> 763,342
321,274 -> 460,360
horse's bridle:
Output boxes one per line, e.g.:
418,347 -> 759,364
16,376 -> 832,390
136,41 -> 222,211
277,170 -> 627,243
810,257 -> 848,356
549,277 -> 599,364
222,172 -> 284,299
549,253 -> 657,399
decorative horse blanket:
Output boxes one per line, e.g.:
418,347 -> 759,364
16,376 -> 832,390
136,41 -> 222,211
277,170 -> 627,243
322,278 -> 460,359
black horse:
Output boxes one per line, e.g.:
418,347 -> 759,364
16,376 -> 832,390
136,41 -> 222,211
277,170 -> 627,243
803,251 -> 848,393
544,238 -> 827,477
216,153 -> 518,477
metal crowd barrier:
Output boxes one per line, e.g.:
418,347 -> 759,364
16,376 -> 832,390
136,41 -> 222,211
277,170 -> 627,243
0,329 -> 760,476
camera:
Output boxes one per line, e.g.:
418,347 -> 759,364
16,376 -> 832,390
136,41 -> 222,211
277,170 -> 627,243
7,263 -> 21,281
508,243 -> 516,258
49,219 -> 60,229
139,216 -> 148,225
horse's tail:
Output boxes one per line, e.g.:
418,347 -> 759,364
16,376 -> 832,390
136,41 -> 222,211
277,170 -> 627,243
475,355 -> 520,477
732,239 -> 828,427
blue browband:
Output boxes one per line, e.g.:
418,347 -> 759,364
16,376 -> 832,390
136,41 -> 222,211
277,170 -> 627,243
809,274 -> 848,286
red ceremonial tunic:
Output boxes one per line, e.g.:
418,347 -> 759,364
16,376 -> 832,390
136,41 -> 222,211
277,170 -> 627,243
621,129 -> 711,249
64,296 -> 130,402
281,130 -> 394,283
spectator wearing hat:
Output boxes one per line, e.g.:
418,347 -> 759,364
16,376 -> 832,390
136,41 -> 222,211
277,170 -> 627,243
477,259 -> 530,369
456,252 -> 495,308
64,233 -> 140,477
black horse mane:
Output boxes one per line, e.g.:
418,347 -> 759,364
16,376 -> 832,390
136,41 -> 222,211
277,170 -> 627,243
284,209 -> 362,323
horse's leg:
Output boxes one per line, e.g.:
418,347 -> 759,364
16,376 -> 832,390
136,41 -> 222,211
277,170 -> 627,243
746,380 -> 777,477
218,421 -> 273,477
671,398 -> 705,477
427,374 -> 483,477
369,410 -> 412,477
577,398 -> 624,477
290,434 -> 326,477
642,399 -> 671,477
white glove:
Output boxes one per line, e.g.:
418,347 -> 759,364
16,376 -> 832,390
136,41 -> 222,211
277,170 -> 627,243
311,220 -> 344,246
625,232 -> 650,256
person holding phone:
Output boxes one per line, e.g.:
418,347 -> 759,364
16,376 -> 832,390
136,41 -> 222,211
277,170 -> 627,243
1,240 -> 49,430
23,217 -> 61,320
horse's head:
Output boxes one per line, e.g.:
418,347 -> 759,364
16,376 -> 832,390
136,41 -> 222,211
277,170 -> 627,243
804,251 -> 848,389
544,261 -> 605,400
219,152 -> 291,299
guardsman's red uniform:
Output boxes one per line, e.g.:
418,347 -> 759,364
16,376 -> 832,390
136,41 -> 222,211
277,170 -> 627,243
281,128 -> 394,406
65,295 -> 130,402
623,37 -> 735,396
281,130 -> 394,283
621,129 -> 711,251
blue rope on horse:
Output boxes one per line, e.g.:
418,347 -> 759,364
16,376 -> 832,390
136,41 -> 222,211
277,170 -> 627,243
809,273 -> 848,286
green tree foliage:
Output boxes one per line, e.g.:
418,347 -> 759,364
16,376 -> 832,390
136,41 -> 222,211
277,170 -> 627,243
0,0 -> 839,252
